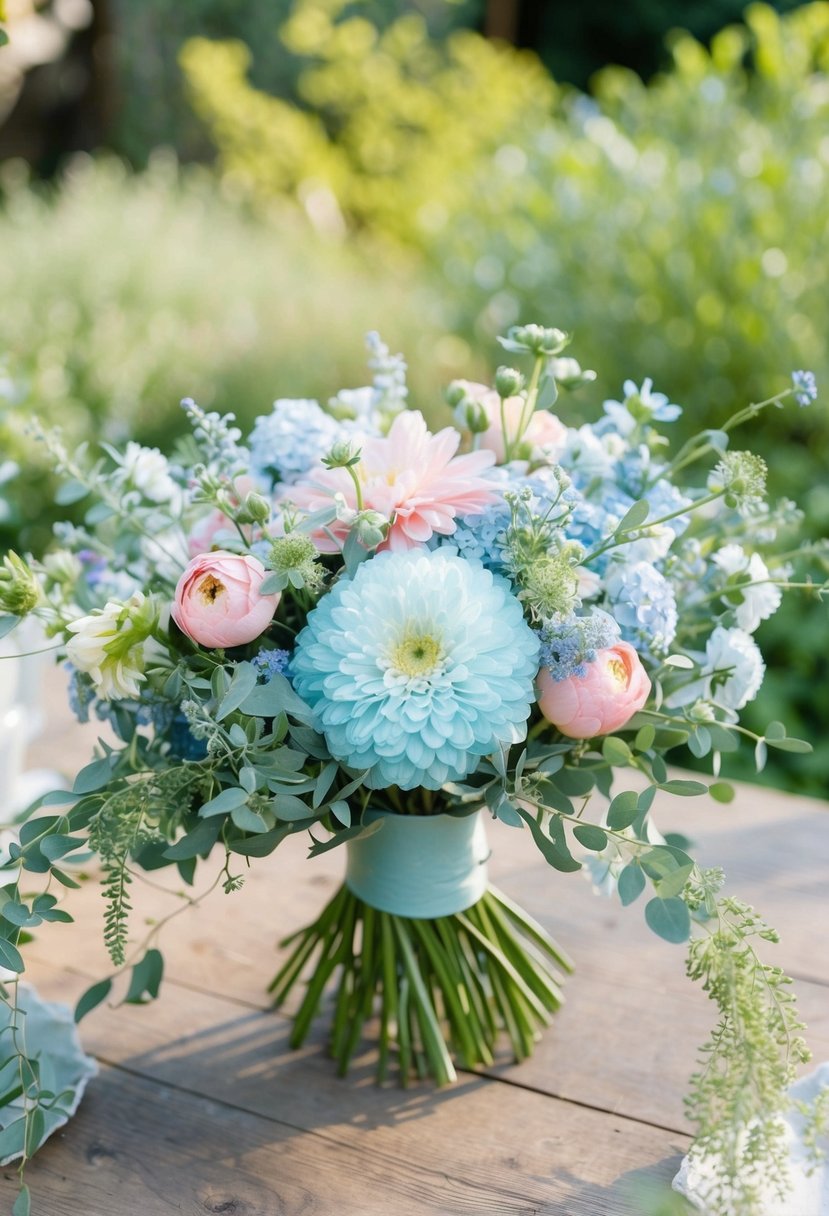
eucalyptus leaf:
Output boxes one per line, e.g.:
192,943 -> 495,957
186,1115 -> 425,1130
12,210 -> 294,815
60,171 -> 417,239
572,824 -> 608,852
216,662 -> 259,721
607,790 -> 639,830
74,978 -> 112,1023
645,896 -> 691,944
618,863 -> 646,906
199,787 -> 248,818
125,949 -> 164,1004
616,499 -> 650,532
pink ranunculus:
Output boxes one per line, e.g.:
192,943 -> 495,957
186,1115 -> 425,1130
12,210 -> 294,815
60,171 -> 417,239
537,641 -> 651,739
172,551 -> 280,649
479,394 -> 567,464
285,410 -> 497,553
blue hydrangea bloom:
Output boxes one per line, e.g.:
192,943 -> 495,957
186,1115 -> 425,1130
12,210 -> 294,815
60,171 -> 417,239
604,559 -> 678,656
249,399 -> 344,486
290,549 -> 539,790
168,713 -> 209,761
252,648 -> 291,680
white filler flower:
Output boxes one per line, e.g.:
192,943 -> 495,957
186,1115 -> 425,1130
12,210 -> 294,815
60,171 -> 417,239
66,591 -> 153,700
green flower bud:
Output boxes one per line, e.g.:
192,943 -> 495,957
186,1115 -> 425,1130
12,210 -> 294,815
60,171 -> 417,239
498,324 -> 570,358
444,380 -> 469,408
494,366 -> 525,397
453,397 -> 489,435
549,357 -> 597,391
237,491 -> 271,525
353,510 -> 388,549
322,439 -> 361,470
0,551 -> 41,616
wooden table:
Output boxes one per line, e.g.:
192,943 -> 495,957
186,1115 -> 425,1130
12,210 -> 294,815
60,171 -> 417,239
4,677 -> 828,1214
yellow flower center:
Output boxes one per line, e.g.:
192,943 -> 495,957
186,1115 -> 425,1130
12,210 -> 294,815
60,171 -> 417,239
607,657 -> 628,687
198,574 -> 226,604
389,631 -> 444,678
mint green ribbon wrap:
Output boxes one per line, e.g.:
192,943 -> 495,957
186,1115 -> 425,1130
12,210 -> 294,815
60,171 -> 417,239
344,810 -> 490,918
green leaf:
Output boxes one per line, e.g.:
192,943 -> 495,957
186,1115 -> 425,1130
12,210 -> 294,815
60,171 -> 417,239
230,805 -> 269,833
216,662 -> 259,721
55,478 -> 89,505
125,949 -> 164,1004
330,800 -> 351,827
49,867 -> 82,889
536,375 -> 558,409
572,824 -> 608,851
688,726 -> 712,759
163,817 -> 222,860
765,736 -> 812,753
228,823 -> 292,857
634,723 -> 656,751
618,863 -> 646,906
0,939 -> 24,973
616,499 -> 650,532
312,762 -> 338,810
607,789 -> 639,830
651,754 -> 668,784
306,821 -> 384,857
23,1108 -> 45,1160
238,674 -> 314,723
72,756 -> 115,795
272,793 -> 313,822
765,720 -> 786,740
75,978 -> 112,1022
198,787 -> 248,818
0,902 -> 38,929
12,1185 -> 30,1216
602,736 -> 632,766
514,806 -> 581,873
553,768 -> 595,797
655,863 -> 694,900
658,779 -> 708,796
645,896 -> 691,944
495,800 -> 524,828
40,834 -> 86,862
707,724 -> 740,753
709,781 -> 736,804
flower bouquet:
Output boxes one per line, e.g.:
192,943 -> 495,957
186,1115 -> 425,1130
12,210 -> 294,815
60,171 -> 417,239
1,326 -> 826,1213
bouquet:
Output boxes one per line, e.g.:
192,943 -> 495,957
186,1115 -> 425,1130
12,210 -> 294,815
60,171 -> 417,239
1,325 -> 826,1214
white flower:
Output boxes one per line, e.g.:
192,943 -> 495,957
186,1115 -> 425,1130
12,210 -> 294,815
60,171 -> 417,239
66,592 -> 153,701
712,544 -> 782,632
704,626 -> 765,710
561,425 -> 626,481
122,442 -> 181,506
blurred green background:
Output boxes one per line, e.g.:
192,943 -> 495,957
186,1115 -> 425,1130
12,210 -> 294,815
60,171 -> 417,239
1,0 -> 827,793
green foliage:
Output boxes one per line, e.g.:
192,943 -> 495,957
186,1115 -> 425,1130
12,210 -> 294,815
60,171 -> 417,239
0,155 -> 457,555
683,873 -> 812,1213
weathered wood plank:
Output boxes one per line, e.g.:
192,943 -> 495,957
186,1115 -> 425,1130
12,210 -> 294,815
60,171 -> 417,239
0,1023 -> 688,1216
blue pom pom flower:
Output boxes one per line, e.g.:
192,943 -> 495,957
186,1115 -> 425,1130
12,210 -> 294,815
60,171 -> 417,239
290,549 -> 539,790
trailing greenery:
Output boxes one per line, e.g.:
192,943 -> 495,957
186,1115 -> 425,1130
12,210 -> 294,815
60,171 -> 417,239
683,870 -> 811,1213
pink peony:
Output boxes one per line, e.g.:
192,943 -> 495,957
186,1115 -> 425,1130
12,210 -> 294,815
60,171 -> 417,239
286,410 -> 497,552
537,641 -> 651,738
479,394 -> 567,464
172,551 -> 280,649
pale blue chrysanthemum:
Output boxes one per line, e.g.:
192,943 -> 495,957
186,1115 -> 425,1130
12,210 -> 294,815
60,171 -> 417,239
290,548 -> 539,790
250,399 -> 343,486
604,559 -> 678,656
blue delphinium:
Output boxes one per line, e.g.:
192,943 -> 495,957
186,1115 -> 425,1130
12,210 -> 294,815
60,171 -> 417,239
290,548 -> 539,790
537,609 -> 620,681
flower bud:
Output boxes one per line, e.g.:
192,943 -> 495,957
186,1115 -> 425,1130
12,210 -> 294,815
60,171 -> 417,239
0,551 -> 41,616
494,366 -> 525,398
453,397 -> 489,435
322,439 -> 361,469
238,491 -> 271,525
353,510 -> 388,549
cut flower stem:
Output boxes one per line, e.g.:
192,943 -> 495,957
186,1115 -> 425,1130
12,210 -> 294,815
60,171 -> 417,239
269,885 -> 574,1086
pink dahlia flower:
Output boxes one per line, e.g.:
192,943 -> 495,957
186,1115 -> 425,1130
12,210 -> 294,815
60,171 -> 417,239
537,641 -> 651,738
286,411 -> 497,552
172,551 -> 280,649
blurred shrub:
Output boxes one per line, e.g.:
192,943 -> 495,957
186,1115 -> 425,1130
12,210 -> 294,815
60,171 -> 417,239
180,0 -> 553,242
0,154 -> 465,553
109,0 -> 482,166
